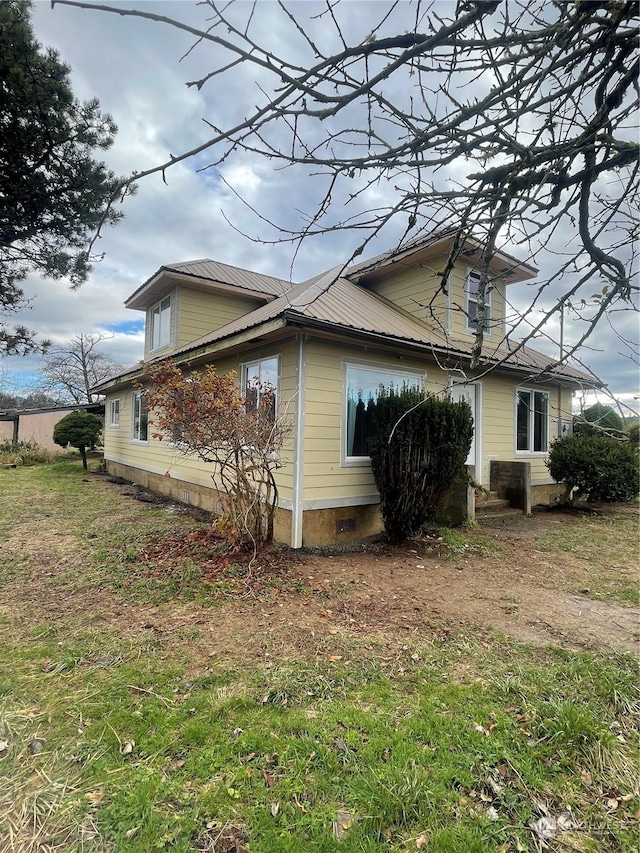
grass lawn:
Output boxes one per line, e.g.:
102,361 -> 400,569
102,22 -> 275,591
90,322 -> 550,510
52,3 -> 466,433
0,460 -> 638,852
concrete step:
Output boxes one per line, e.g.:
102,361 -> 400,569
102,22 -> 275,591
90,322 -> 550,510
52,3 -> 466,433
476,506 -> 523,520
474,490 -> 499,505
479,497 -> 510,511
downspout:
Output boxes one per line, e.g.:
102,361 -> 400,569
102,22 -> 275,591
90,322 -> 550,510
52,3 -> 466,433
291,334 -> 305,548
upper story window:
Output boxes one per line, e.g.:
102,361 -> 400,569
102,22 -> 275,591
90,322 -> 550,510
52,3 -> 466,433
344,363 -> 424,464
466,271 -> 492,333
131,391 -> 148,442
150,295 -> 172,351
516,388 -> 549,453
242,356 -> 279,417
108,398 -> 120,427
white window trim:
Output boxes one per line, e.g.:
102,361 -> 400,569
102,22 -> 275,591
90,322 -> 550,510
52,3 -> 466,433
465,268 -> 493,338
515,387 -> 550,456
240,353 -> 281,409
148,293 -> 173,353
131,390 -> 149,444
108,398 -> 121,428
341,360 -> 426,467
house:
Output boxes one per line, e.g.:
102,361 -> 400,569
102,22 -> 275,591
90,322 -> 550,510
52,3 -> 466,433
92,231 -> 599,547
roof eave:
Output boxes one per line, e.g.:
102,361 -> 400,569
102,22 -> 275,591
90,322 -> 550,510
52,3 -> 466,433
125,268 -> 277,310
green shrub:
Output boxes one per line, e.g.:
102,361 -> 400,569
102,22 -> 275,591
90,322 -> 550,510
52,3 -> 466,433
368,388 -> 473,542
573,403 -> 625,438
626,422 -> 639,450
547,433 -> 639,502
53,411 -> 103,469
0,439 -> 54,466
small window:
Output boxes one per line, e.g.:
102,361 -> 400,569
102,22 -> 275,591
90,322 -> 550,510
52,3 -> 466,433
344,363 -> 423,462
131,391 -> 148,442
150,295 -> 171,351
516,389 -> 549,453
109,398 -> 120,427
466,271 -> 491,332
242,356 -> 279,417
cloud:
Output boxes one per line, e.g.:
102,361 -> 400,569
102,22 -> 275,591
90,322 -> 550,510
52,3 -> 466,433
2,0 -> 637,412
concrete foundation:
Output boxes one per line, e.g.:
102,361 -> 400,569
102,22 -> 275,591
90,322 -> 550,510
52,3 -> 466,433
104,459 -> 474,548
531,482 -> 564,507
301,503 -> 383,548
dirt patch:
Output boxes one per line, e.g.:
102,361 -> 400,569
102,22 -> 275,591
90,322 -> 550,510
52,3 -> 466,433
1,477 -> 638,668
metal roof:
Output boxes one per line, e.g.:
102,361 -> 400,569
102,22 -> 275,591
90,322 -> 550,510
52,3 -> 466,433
160,267 -> 596,385
125,258 -> 295,309
163,259 -> 295,297
97,235 -> 596,392
346,228 -> 538,284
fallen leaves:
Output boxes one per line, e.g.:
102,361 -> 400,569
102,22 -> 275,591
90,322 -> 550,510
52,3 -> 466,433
123,529 -> 301,599
332,809 -> 358,840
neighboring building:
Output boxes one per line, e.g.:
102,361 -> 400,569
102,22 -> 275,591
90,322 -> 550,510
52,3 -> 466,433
92,231 -> 600,547
0,403 -> 105,453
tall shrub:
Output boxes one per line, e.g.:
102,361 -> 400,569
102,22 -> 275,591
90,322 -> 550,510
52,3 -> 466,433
547,433 -> 639,502
368,388 -> 473,542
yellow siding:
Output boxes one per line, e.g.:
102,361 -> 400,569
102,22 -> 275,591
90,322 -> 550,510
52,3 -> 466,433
301,339 -> 449,504
481,375 -> 572,484
370,259 -> 448,331
368,255 -> 507,345
102,341 -> 298,507
177,288 -> 262,348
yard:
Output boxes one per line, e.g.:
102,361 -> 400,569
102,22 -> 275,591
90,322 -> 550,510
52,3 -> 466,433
0,460 -> 638,852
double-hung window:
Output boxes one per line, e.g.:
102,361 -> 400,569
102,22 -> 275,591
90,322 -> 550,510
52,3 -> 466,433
150,295 -> 171,351
131,391 -> 148,442
466,271 -> 491,333
516,388 -> 549,453
108,398 -> 120,427
344,363 -> 423,464
242,356 -> 279,417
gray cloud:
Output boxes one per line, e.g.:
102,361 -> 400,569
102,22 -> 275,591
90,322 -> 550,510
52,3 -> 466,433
3,1 -> 637,411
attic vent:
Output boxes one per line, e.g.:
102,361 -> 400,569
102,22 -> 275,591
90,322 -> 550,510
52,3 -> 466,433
336,517 -> 356,534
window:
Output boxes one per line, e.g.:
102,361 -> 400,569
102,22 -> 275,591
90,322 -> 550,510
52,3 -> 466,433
150,295 -> 171,351
131,391 -> 148,442
109,398 -> 120,427
516,389 -> 549,453
242,356 -> 279,417
345,363 -> 423,462
466,271 -> 491,332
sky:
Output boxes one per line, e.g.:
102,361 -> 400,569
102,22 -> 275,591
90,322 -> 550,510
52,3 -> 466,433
2,0 -> 638,414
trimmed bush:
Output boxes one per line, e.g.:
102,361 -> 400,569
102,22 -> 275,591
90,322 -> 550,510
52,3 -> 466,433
547,433 -> 639,503
53,411 -> 103,469
368,388 -> 474,542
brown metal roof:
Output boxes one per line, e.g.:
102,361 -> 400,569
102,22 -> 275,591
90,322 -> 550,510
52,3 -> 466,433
162,267 -> 596,385
125,258 -> 295,309
163,259 -> 295,297
346,228 -> 538,284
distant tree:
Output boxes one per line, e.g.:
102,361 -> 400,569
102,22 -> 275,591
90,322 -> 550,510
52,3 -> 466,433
40,333 -> 124,403
574,403 -> 625,438
53,410 -> 102,468
0,0 -> 131,356
0,389 -> 61,409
